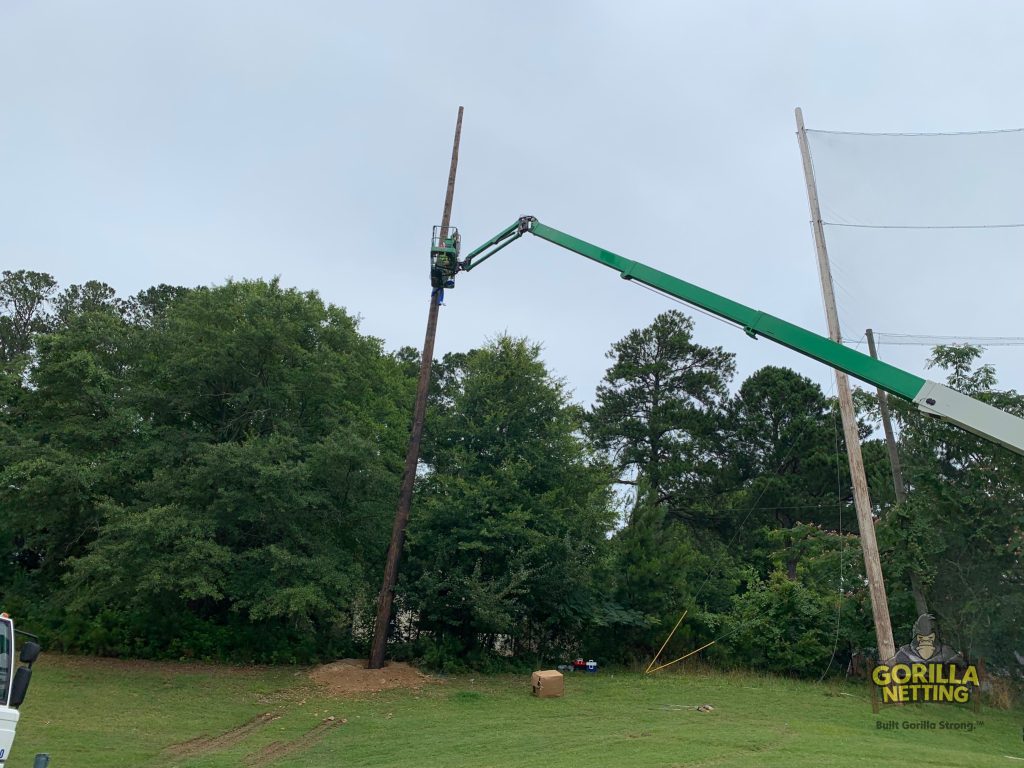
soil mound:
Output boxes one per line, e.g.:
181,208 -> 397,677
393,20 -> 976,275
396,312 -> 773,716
309,659 -> 436,696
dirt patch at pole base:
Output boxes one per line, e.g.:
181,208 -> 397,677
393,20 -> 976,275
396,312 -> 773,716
308,659 -> 437,696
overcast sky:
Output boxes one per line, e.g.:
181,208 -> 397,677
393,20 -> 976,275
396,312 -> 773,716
2,1 -> 1022,406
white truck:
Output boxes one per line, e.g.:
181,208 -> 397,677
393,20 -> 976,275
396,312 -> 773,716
0,613 -> 40,767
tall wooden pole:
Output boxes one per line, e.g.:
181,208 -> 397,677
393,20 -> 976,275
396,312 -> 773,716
369,107 -> 464,669
866,327 -> 929,616
795,108 -> 896,663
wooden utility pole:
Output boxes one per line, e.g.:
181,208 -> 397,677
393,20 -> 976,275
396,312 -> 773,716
866,327 -> 929,616
795,107 -> 896,663
369,107 -> 464,670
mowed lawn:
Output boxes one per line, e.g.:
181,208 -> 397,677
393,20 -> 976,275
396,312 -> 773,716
9,655 -> 1024,767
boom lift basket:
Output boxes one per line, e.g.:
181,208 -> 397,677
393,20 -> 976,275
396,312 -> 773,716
430,226 -> 461,288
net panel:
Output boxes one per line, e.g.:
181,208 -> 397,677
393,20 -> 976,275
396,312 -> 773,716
804,128 -> 1024,391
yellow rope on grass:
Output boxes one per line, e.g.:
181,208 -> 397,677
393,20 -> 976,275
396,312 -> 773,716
644,609 -> 687,674
646,638 -> 718,674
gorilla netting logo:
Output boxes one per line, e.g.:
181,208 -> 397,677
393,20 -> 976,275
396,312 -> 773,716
872,614 -> 979,704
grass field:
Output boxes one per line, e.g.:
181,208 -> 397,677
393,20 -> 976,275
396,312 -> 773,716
9,655 -> 1024,767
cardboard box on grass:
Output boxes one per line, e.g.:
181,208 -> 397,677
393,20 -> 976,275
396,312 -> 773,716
531,670 -> 564,698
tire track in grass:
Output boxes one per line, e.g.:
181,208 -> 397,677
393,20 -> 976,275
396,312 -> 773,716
244,716 -> 346,765
163,712 -> 281,760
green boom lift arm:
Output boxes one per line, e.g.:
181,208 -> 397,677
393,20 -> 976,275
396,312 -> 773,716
446,215 -> 1024,457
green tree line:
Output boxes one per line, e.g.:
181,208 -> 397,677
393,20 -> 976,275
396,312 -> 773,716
0,271 -> 1020,675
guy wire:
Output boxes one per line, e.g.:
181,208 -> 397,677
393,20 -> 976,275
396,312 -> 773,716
816,376 -> 846,683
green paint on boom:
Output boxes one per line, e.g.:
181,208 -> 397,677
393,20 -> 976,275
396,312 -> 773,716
463,216 -> 926,402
